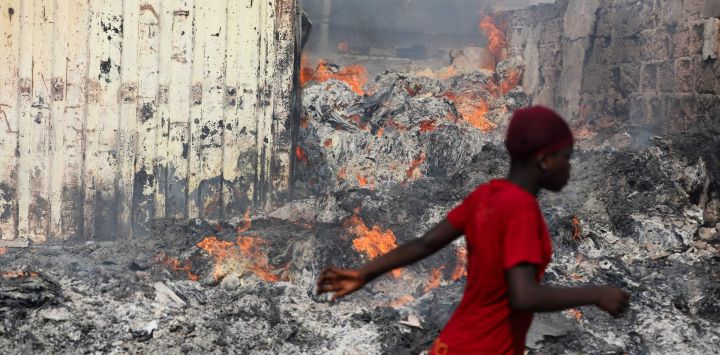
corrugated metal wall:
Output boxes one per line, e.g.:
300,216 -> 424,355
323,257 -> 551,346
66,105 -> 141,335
0,0 -> 300,243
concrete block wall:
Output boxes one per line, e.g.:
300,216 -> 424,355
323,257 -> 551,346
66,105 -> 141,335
508,0 -> 720,134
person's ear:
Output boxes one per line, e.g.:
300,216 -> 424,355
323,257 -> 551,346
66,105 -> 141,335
537,155 -> 548,172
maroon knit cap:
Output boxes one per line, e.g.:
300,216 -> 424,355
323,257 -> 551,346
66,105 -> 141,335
505,106 -> 574,158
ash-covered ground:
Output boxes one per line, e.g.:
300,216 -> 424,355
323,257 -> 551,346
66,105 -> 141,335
3,59 -> 720,354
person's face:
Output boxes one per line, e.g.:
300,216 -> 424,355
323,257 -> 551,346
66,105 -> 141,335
538,145 -> 573,192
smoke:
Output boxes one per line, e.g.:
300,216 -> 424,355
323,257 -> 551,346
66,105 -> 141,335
299,0 -> 553,77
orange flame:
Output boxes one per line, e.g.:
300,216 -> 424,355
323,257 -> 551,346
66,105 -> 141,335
197,214 -> 285,282
154,252 -> 199,281
296,146 -> 308,163
500,68 -> 523,94
479,15 -> 506,67
236,236 -> 283,282
0,247 -> 7,255
424,267 -> 445,293
1,271 -> 40,278
388,294 -> 415,308
567,308 -> 583,321
300,56 -> 368,95
451,245 -> 468,281
344,212 -> 401,278
572,216 -> 582,241
456,98 -> 496,131
376,127 -> 385,138
196,235 -> 284,282
356,175 -> 368,187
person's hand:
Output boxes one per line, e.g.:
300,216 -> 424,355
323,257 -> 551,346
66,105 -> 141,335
595,286 -> 630,317
316,267 -> 367,301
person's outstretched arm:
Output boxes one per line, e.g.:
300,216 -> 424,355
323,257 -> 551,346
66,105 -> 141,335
317,219 -> 462,300
507,264 -> 630,317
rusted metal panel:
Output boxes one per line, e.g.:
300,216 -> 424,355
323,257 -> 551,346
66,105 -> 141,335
1,0 -> 299,242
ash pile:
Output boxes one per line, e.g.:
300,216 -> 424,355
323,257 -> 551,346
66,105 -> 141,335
2,43 -> 720,355
289,55 -> 720,353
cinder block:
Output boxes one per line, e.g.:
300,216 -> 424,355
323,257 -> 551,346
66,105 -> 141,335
673,57 -> 699,92
702,18 -> 719,61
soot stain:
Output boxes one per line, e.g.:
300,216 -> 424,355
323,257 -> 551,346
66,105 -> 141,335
140,102 -> 155,122
181,143 -> 190,159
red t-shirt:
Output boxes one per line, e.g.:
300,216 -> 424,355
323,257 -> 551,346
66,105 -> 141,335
430,179 -> 553,355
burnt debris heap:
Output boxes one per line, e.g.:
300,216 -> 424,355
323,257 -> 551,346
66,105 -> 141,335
2,0 -> 720,354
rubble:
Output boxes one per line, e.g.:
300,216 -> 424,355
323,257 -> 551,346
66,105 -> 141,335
2,2 -> 719,353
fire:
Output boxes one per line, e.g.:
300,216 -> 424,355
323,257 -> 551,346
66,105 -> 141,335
296,146 -> 308,163
424,267 -> 445,293
337,41 -> 350,53
154,252 -> 199,281
300,114 -> 309,129
197,235 -> 284,282
300,56 -> 368,95
236,236 -> 283,282
572,215 -> 582,240
376,127 -> 385,138
323,139 -> 333,147
0,247 -> 7,255
567,308 -> 583,321
478,15 -> 506,66
451,245 -> 468,281
405,152 -> 426,182
1,271 -> 39,278
388,295 -> 415,308
356,175 -> 368,187
344,211 -> 402,278
197,213 -> 285,282
451,95 -> 496,131
500,68 -> 522,94
419,120 -> 436,132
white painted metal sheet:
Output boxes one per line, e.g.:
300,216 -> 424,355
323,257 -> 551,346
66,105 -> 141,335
0,0 -> 300,242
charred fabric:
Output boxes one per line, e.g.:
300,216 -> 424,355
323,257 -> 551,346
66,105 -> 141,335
2,1 -> 720,354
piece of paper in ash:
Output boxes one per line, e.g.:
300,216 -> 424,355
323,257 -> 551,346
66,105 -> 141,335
153,281 -> 187,308
398,314 -> 423,329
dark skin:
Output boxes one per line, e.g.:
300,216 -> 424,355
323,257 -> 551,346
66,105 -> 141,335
317,145 -> 630,317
